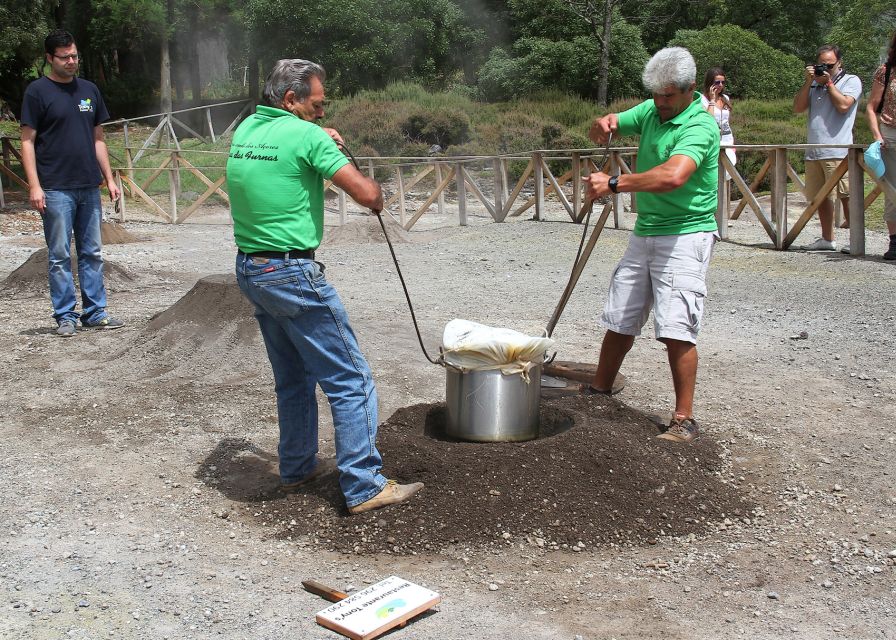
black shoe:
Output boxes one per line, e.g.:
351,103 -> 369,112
56,320 -> 76,338
884,248 -> 896,260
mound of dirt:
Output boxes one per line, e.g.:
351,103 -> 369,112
324,213 -> 414,246
199,395 -> 751,555
101,221 -> 145,244
116,274 -> 264,382
1,247 -> 137,296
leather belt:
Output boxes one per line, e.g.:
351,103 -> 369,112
241,249 -> 315,260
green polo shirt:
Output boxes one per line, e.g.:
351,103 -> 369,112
616,93 -> 719,236
226,105 -> 349,253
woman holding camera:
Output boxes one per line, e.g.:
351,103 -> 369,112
867,31 -> 896,260
701,68 -> 736,177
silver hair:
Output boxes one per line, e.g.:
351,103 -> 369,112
641,47 -> 696,92
262,59 -> 326,107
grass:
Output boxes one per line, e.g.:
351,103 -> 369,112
0,85 -> 889,229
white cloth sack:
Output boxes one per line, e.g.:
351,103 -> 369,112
441,319 -> 554,377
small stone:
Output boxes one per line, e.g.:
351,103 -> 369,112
887,550 -> 896,559
77,600 -> 89,608
488,583 -> 499,591
768,591 -> 780,600
822,580 -> 834,589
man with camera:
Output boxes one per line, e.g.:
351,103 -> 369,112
793,45 -> 862,252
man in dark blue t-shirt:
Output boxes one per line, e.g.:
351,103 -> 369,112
20,29 -> 123,337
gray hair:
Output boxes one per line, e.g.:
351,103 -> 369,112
262,59 -> 326,107
642,47 -> 696,92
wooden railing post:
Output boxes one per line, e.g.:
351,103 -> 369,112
716,150 -> 729,240
169,151 -> 180,223
456,162 -> 467,226
572,152 -> 581,224
435,163 -> 446,216
493,158 -> 504,222
367,159 -> 375,179
396,165 -> 406,226
847,147 -> 865,256
771,148 -> 788,249
533,152 -> 544,221
500,158 -> 509,202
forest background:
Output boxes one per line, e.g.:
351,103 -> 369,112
1,0 -> 895,171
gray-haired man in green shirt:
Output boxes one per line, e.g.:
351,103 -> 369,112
584,47 -> 719,443
227,59 -> 423,513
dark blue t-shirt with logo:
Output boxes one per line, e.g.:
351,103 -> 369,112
20,76 -> 110,190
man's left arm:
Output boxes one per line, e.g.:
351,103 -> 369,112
93,125 -> 120,202
827,75 -> 861,114
585,155 -> 697,199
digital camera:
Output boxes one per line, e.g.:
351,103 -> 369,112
814,63 -> 830,76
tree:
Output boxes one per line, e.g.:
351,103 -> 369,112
243,0 -> 485,95
670,24 -> 804,99
480,0 -> 647,104
827,0 -> 896,81
478,23 -> 647,102
0,0 -> 54,115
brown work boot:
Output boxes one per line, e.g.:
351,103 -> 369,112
580,372 -> 627,396
657,416 -> 699,443
348,480 -> 424,515
281,458 -> 338,491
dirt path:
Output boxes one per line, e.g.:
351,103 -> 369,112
1,198 -> 894,639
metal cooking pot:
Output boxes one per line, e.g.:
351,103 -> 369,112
444,364 -> 541,442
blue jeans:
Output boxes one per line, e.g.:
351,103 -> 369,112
42,188 -> 109,325
235,253 -> 387,508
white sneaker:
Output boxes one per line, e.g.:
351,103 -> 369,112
802,237 -> 837,251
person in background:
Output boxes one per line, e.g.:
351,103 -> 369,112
226,59 -> 423,514
793,45 -> 862,252
702,67 -> 736,179
20,29 -> 123,337
585,47 -> 719,443
866,31 -> 896,261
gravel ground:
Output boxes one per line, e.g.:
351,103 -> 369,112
1,191 -> 895,640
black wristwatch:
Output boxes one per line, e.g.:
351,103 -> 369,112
608,175 -> 619,193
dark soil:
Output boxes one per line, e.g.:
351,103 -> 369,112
199,395 -> 751,556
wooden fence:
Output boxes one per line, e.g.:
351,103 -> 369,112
2,136 -> 891,256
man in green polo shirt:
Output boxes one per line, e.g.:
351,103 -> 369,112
583,47 -> 720,443
227,59 -> 423,513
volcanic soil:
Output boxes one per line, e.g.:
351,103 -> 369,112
1,198 -> 894,640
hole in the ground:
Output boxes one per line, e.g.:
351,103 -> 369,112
423,404 -> 575,442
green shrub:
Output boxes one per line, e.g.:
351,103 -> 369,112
325,100 -> 411,156
401,108 -> 471,148
670,25 -> 804,99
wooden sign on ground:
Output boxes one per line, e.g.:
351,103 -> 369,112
315,575 -> 440,640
